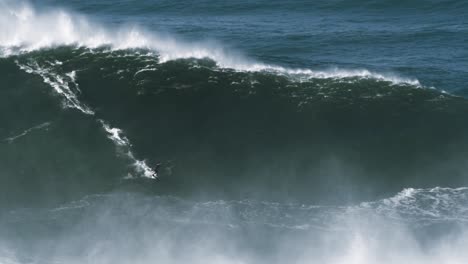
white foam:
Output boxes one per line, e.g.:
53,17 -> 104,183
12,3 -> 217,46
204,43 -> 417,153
360,187 -> 468,223
244,65 -> 421,86
100,122 -> 131,147
2,121 -> 51,143
4,188 -> 468,264
99,120 -> 156,179
15,61 -> 94,115
0,0 -> 420,86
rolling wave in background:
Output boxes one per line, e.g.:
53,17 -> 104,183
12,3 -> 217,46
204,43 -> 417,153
1,0 -> 468,263
0,0 -> 421,84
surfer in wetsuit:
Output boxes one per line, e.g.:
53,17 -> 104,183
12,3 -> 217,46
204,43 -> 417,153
151,162 -> 161,178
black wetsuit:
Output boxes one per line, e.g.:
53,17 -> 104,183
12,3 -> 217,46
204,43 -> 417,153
153,163 -> 161,177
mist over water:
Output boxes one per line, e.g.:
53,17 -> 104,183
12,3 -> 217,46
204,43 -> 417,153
2,189 -> 468,264
1,0 -> 468,263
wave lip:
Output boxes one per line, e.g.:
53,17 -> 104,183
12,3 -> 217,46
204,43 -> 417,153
0,1 -> 420,86
250,65 -> 421,86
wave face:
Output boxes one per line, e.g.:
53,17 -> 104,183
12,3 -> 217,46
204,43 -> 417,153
2,46 -> 468,205
1,0 -> 468,263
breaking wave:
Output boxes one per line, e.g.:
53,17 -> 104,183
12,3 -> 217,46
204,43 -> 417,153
1,43 -> 467,198
0,0 -> 420,85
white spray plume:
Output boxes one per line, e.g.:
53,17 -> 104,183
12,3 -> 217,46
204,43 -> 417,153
0,0 -> 420,85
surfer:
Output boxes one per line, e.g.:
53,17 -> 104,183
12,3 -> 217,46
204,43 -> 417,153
151,162 -> 161,178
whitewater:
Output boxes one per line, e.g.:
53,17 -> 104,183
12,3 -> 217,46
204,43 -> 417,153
0,1 -> 421,85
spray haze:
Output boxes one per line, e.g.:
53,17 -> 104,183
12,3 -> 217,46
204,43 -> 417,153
2,190 -> 468,263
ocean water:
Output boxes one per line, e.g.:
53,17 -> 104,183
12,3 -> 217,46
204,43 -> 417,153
1,0 -> 468,263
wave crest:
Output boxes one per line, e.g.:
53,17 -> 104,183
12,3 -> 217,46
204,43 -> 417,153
0,0 -> 420,85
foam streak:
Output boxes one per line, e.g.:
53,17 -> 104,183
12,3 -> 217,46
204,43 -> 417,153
2,121 -> 51,143
99,120 -> 156,179
15,61 -> 94,115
